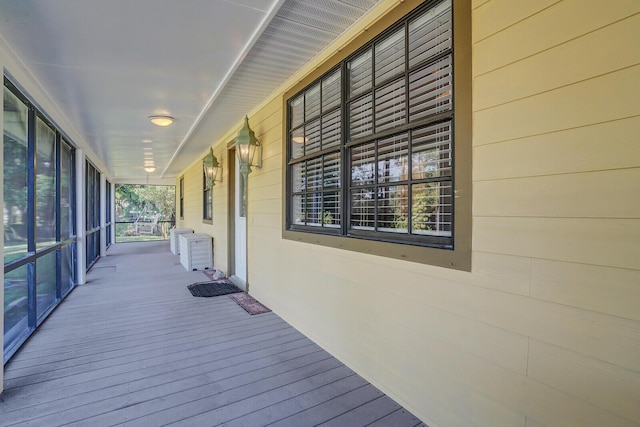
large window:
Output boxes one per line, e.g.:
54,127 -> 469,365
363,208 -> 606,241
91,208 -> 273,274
3,78 -> 77,362
285,0 -> 471,269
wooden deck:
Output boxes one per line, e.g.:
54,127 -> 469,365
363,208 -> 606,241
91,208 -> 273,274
1,241 -> 425,427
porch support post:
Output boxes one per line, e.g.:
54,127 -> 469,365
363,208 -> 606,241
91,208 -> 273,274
111,181 -> 116,245
100,173 -> 106,256
0,76 -> 4,392
75,149 -> 86,285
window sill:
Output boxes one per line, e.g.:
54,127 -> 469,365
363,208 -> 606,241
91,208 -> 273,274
282,228 -> 470,271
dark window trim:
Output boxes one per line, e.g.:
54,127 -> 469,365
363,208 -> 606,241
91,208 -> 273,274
281,0 -> 471,271
179,176 -> 185,219
202,167 -> 212,222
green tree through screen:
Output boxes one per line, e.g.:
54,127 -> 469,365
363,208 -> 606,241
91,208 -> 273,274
115,184 -> 175,242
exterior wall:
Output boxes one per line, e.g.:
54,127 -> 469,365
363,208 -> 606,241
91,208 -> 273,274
181,1 -> 640,426
176,143 -> 229,273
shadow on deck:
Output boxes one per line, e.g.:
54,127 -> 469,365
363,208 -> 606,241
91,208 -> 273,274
1,241 -> 424,426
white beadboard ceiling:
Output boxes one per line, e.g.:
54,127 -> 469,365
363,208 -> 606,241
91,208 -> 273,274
0,0 -> 379,181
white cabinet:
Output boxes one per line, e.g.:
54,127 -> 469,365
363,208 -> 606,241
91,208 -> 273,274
170,228 -> 193,255
179,233 -> 213,271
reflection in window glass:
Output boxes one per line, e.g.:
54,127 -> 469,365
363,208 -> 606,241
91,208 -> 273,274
412,181 -> 452,236
292,194 -> 305,225
3,264 -> 29,353
36,251 -> 57,320
36,118 -> 57,250
375,27 -> 405,85
61,243 -> 75,296
377,134 -> 409,183
412,122 -> 452,179
305,83 -> 320,121
3,81 -> 78,363
60,141 -> 74,239
378,185 -> 408,233
351,188 -> 375,231
3,87 -> 29,264
348,49 -> 372,98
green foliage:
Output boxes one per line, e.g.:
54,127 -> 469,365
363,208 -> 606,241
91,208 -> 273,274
115,184 -> 176,239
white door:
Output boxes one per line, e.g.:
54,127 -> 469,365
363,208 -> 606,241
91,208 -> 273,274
233,154 -> 247,290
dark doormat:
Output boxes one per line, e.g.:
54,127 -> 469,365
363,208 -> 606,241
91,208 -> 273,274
187,281 -> 242,297
228,292 -> 271,315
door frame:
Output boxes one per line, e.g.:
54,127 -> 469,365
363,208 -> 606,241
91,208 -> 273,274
227,146 -> 236,280
227,146 -> 248,291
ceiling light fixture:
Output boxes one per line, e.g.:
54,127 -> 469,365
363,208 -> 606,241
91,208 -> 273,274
144,166 -> 156,173
149,115 -> 174,127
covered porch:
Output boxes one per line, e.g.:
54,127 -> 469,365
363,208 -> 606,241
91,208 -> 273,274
0,241 -> 423,426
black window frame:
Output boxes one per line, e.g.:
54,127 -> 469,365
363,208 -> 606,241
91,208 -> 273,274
283,0 -> 471,271
3,77 -> 78,363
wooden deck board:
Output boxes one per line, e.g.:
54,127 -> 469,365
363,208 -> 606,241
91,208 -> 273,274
264,384 -> 385,427
1,241 -> 424,427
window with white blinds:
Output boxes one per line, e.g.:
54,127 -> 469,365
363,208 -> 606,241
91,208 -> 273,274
287,0 -> 455,249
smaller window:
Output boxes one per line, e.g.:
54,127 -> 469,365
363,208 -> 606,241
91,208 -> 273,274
179,177 -> 184,219
203,171 -> 212,222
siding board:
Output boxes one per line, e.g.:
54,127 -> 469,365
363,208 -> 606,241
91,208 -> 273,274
473,0 -> 559,42
474,65 -> 640,146
474,13 -> 640,111
473,116 -> 640,178
474,0 -> 640,75
528,340 -> 640,424
474,217 -> 640,270
474,169 -> 640,219
530,259 -> 640,322
470,252 -> 531,296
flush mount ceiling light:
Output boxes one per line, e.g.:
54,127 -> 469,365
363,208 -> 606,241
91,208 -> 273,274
144,166 -> 156,173
148,115 -> 174,127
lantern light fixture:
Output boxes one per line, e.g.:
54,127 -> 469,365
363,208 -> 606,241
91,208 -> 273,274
235,116 -> 262,176
203,148 -> 222,189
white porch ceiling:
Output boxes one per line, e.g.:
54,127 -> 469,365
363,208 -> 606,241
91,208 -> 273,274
0,0 -> 379,181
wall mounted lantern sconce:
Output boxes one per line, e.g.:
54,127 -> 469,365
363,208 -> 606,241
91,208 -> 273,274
235,116 -> 262,177
203,148 -> 222,190
234,116 -> 261,217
